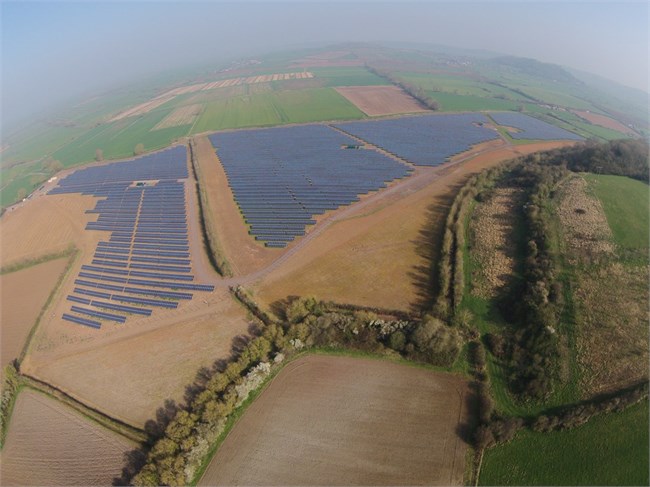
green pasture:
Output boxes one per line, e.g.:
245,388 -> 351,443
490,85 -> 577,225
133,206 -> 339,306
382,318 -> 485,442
479,400 -> 649,486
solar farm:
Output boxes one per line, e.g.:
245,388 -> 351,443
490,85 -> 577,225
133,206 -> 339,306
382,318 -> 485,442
489,112 -> 584,140
47,146 -> 215,329
334,113 -> 500,166
209,125 -> 414,248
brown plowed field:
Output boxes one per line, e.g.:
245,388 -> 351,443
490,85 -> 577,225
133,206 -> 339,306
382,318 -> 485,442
0,389 -> 135,485
22,288 -> 251,427
200,355 -> 470,486
335,85 -> 428,116
253,141 -> 575,312
572,110 -> 638,136
1,258 -> 68,369
1,193 -> 98,266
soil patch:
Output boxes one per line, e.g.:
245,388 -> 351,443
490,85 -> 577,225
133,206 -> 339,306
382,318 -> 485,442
0,389 -> 135,485
1,258 -> 68,368
335,85 -> 429,116
200,354 -> 470,486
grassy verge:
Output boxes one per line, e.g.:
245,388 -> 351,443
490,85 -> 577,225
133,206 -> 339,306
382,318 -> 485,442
20,375 -> 146,444
0,245 -> 76,275
17,248 -> 79,364
189,139 -> 232,277
479,399 -> 649,486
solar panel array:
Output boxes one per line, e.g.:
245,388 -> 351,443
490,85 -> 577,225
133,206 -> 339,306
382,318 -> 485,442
48,146 -> 215,330
488,112 -> 583,140
334,113 -> 500,167
209,125 -> 413,248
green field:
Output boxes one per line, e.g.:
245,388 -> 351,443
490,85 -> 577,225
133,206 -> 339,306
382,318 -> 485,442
309,67 -> 388,86
52,108 -> 190,166
584,174 -> 649,249
191,88 -> 364,134
479,400 -> 649,486
427,92 -> 523,112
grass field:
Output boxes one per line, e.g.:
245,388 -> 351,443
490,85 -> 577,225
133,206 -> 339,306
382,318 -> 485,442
52,108 -> 190,166
310,66 -> 389,86
191,88 -> 364,134
584,174 -> 649,250
479,400 -> 649,486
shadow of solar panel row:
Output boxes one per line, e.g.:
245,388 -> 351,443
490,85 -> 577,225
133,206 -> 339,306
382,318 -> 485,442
78,272 -> 210,291
74,279 -> 192,300
74,287 -> 177,309
62,313 -> 101,329
333,114 -> 500,167
71,305 -> 126,324
81,264 -> 193,281
90,300 -> 152,316
209,124 -> 412,246
488,112 -> 583,140
129,263 -> 191,273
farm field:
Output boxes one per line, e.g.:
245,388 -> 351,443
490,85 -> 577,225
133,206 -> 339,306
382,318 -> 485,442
1,192 -> 98,266
190,88 -> 365,134
22,288 -> 251,427
200,354 -> 470,486
254,140 -> 575,311
479,400 -> 649,486
335,85 -> 428,116
0,389 -> 136,486
52,108 -> 190,166
584,174 -> 649,250
0,258 -> 69,370
572,110 -> 637,136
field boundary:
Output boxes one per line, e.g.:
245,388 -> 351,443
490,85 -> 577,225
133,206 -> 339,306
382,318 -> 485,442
19,374 -> 146,443
189,138 -> 232,277
16,248 -> 79,364
0,244 -> 76,275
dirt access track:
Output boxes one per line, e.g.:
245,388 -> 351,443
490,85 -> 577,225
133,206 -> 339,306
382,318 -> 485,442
200,354 -> 471,486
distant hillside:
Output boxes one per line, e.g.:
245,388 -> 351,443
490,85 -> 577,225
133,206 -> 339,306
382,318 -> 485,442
492,56 -> 581,84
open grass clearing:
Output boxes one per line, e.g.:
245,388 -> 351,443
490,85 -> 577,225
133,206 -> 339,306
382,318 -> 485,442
583,174 -> 649,250
0,389 -> 136,486
0,258 -> 69,371
479,400 -> 649,486
190,88 -> 364,134
200,354 -> 470,486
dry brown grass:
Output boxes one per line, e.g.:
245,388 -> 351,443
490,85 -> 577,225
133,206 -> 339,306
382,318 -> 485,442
0,389 -> 135,485
557,176 -> 614,262
335,85 -> 429,116
23,288 -> 252,427
470,188 -> 521,298
574,263 -> 649,395
557,175 -> 649,395
1,193 -> 99,266
1,258 -> 68,369
199,354 -> 470,486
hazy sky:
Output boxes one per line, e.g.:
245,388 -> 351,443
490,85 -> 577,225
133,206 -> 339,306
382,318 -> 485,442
2,1 -> 648,129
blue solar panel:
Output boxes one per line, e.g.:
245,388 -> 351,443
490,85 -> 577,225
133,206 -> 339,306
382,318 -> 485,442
62,313 -> 101,329
90,300 -> 153,316
71,305 -> 126,323
489,112 -> 583,140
